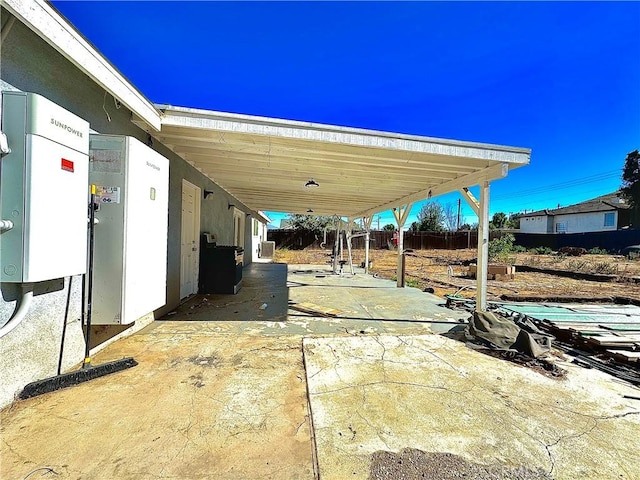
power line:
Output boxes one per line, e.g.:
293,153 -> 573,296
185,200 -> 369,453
492,186 -> 619,213
492,169 -> 620,201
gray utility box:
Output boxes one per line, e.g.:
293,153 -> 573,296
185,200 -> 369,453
260,241 -> 275,258
89,135 -> 169,324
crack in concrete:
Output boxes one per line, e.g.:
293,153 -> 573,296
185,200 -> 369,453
540,410 -> 639,478
374,337 -> 560,474
308,335 -> 640,478
294,416 -> 308,435
356,410 -> 391,450
372,335 -> 387,363
2,438 -> 33,468
209,396 -> 266,431
310,379 -> 472,396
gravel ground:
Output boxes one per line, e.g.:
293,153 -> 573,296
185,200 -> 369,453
368,449 -> 554,480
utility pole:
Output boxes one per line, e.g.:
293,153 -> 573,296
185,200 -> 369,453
457,198 -> 461,230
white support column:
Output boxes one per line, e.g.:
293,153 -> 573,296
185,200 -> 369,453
332,217 -> 341,274
459,187 -> 480,216
477,182 -> 490,311
392,204 -> 413,288
346,217 -> 355,275
363,216 -> 373,274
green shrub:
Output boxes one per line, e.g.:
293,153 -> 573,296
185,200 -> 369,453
512,245 -> 528,253
588,247 -> 608,255
488,234 -> 515,262
533,246 -> 553,255
406,278 -> 420,288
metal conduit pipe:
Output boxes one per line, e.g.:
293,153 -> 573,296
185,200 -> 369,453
0,285 -> 34,338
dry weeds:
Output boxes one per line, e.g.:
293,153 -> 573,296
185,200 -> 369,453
273,248 -> 640,301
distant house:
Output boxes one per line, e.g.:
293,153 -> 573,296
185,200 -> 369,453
518,192 -> 631,234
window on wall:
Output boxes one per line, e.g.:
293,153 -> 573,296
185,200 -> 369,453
604,212 -> 615,227
555,222 -> 567,233
253,219 -> 259,236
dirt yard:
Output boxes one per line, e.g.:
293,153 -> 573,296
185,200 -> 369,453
273,248 -> 640,301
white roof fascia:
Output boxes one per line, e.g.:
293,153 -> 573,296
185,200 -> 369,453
256,211 -> 271,224
4,0 -> 161,131
158,105 -> 531,165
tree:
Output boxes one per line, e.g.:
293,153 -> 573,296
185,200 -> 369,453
621,149 -> 640,226
506,213 -> 520,229
382,224 -> 396,231
286,214 -> 362,234
442,202 -> 459,231
415,202 -> 446,232
621,149 -> 640,209
287,214 -> 337,234
489,212 -> 508,230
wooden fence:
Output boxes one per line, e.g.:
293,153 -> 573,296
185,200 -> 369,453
268,229 -> 487,250
267,228 -> 640,252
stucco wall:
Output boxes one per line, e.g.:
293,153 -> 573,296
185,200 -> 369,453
519,215 -> 549,233
553,211 -> 617,234
520,211 -> 618,235
0,10 -> 252,407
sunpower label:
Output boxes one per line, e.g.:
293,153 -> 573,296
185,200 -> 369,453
27,93 -> 90,154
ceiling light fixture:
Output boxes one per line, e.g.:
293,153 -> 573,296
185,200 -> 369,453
305,179 -> 319,188
306,209 -> 314,213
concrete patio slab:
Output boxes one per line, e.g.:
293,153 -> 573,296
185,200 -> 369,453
303,334 -> 640,480
1,325 -> 313,480
3,263 -> 639,480
165,263 -> 468,337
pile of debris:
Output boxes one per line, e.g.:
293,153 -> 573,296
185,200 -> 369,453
463,309 -> 564,378
449,296 -> 640,385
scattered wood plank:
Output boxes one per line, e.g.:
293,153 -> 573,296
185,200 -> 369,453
607,350 -> 640,363
588,335 -> 640,348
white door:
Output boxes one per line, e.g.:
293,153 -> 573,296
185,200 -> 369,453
180,180 -> 201,299
233,208 -> 245,248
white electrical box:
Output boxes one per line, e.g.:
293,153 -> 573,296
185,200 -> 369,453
89,135 -> 169,324
0,91 -> 90,282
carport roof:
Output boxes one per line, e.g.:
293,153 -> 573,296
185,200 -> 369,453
151,105 -> 530,218
10,0 -> 530,220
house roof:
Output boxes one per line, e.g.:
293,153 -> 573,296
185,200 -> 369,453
520,192 -> 629,218
4,0 -> 162,131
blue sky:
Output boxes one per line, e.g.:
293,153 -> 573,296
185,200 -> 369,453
52,1 -> 640,229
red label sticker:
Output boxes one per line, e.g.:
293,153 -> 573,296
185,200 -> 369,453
61,158 -> 74,172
